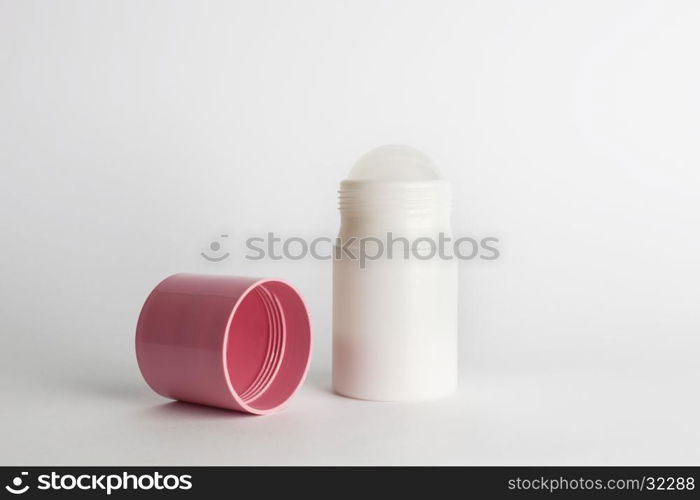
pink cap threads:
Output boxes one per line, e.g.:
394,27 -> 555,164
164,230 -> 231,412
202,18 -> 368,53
135,274 -> 312,415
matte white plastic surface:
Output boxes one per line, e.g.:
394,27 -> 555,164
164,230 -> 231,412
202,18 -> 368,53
333,145 -> 458,401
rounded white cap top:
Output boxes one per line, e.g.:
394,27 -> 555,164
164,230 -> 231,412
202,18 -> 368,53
347,145 -> 443,181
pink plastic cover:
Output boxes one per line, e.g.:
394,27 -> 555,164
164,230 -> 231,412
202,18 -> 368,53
135,274 -> 312,415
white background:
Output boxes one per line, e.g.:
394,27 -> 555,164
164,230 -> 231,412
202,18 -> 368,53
1,0 -> 699,465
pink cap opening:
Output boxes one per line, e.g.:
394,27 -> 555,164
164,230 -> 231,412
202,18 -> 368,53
135,274 -> 312,415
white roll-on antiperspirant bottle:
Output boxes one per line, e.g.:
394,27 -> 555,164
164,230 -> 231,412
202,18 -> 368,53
333,145 -> 458,401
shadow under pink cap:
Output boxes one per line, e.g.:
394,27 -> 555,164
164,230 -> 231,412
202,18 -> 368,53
135,274 -> 312,415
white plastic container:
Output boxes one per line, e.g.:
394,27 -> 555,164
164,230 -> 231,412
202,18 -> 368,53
332,145 -> 458,401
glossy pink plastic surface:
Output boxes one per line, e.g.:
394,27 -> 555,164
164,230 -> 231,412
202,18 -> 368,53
135,274 -> 312,415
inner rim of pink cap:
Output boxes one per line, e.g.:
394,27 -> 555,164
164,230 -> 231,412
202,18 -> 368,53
223,280 -> 312,415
